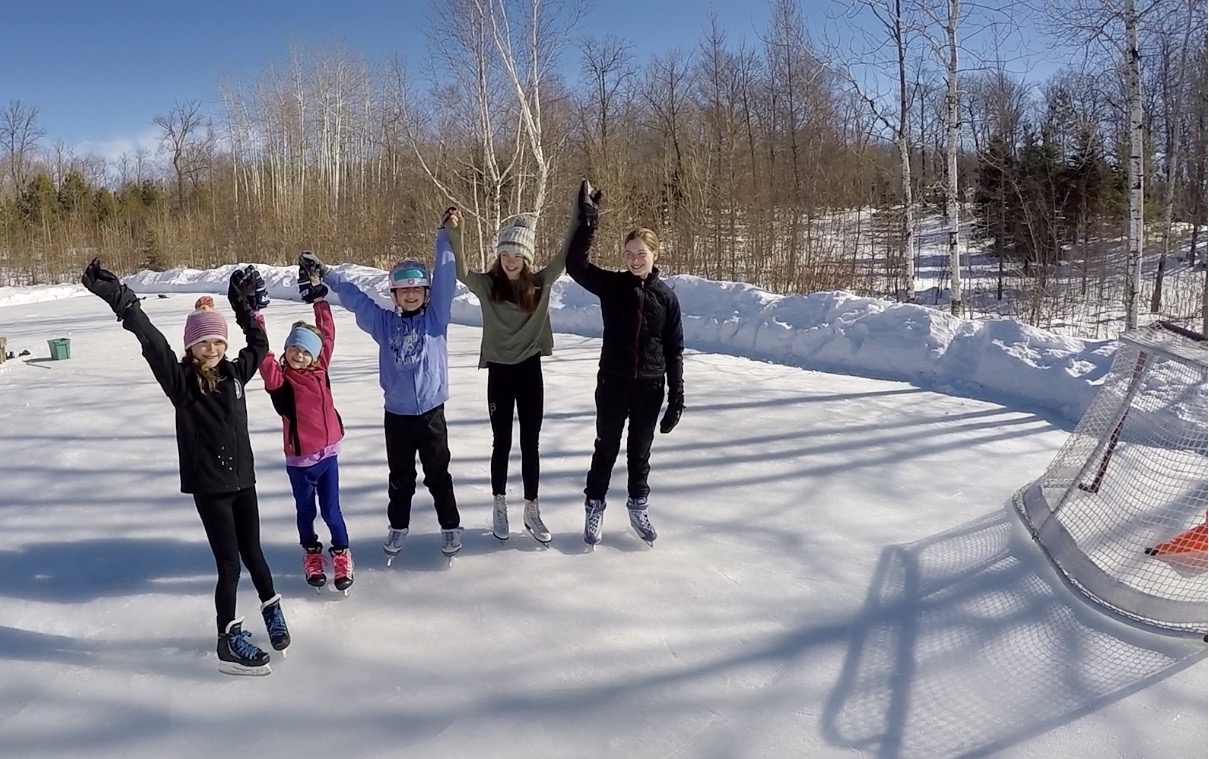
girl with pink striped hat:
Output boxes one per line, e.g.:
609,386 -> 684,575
81,259 -> 290,677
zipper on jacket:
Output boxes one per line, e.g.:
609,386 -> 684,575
632,280 -> 646,378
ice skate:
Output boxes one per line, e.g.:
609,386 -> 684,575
523,498 -> 551,545
584,498 -> 606,547
331,547 -> 354,595
384,526 -> 408,566
626,496 -> 657,546
441,527 -> 464,564
492,494 -> 509,541
217,617 -> 271,676
303,545 -> 326,591
259,594 -> 291,654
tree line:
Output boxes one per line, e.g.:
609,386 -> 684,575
1,0 -> 1204,338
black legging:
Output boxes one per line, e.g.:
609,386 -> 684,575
194,487 -> 277,634
487,354 -> 544,501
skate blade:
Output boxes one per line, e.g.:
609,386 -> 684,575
493,532 -> 509,541
217,661 -> 272,677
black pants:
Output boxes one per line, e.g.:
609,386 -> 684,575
585,373 -> 665,501
487,354 -> 544,501
194,487 -> 277,635
385,405 -> 460,530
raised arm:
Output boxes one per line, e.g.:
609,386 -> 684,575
313,298 -> 336,370
326,273 -> 392,344
536,195 -> 577,286
121,303 -> 193,406
255,312 -> 285,391
564,180 -> 609,296
429,223 -> 458,331
228,273 -> 270,386
447,208 -> 490,297
81,258 -> 192,406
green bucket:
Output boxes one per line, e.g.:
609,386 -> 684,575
48,338 -> 71,360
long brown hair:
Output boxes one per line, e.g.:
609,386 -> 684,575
487,258 -> 541,313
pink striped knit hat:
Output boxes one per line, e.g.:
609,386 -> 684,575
183,296 -> 228,350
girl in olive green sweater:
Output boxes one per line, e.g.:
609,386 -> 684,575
449,185 -> 593,545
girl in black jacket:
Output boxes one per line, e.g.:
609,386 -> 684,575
81,259 -> 289,676
565,183 -> 685,547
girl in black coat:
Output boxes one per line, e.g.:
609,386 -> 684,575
564,183 -> 685,547
82,259 -> 289,676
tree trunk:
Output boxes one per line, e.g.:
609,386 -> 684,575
1150,0 -> 1195,314
945,0 -> 962,316
896,0 -> 916,303
1124,0 -> 1144,330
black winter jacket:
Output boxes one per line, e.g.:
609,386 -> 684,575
566,226 -> 685,396
121,300 -> 269,495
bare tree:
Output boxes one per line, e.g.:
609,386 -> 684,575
578,35 -> 636,166
829,0 -> 919,302
153,100 -> 207,214
1040,0 -> 1161,330
0,100 -> 45,193
1149,0 -> 1201,312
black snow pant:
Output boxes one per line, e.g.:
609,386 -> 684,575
194,487 -> 277,635
385,405 -> 461,530
487,354 -> 544,501
584,372 -> 665,502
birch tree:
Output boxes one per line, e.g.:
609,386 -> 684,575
830,0 -> 918,301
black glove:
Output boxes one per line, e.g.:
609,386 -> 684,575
247,266 -> 269,310
299,264 -> 329,303
299,250 -> 329,280
577,179 -> 602,229
660,390 -> 683,434
440,207 -> 460,229
228,265 -> 268,311
228,267 -> 254,313
81,257 -> 139,319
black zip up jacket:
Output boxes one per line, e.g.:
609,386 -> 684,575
565,225 -> 684,396
121,299 -> 269,495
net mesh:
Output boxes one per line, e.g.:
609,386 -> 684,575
1014,321 -> 1208,635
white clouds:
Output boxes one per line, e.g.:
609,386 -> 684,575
74,128 -> 163,165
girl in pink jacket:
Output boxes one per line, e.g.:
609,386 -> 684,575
259,269 -> 351,593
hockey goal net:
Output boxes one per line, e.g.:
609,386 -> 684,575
1014,321 -> 1208,636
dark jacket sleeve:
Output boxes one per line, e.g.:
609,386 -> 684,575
120,303 -> 192,407
663,290 -> 684,399
564,224 -> 612,296
230,300 -> 270,385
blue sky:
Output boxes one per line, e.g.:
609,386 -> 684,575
1,0 -> 1052,164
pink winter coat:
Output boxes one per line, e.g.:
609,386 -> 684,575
258,301 -> 345,457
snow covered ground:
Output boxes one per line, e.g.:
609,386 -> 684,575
0,268 -> 1203,758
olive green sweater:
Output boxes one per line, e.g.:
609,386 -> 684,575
451,214 -> 576,368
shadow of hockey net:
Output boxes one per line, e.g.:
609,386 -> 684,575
1014,321 -> 1208,636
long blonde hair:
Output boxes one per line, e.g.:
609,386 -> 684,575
187,354 -> 224,393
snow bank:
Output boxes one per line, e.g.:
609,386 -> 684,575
5,262 -> 1122,422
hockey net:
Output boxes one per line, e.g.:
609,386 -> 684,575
1014,321 -> 1208,636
